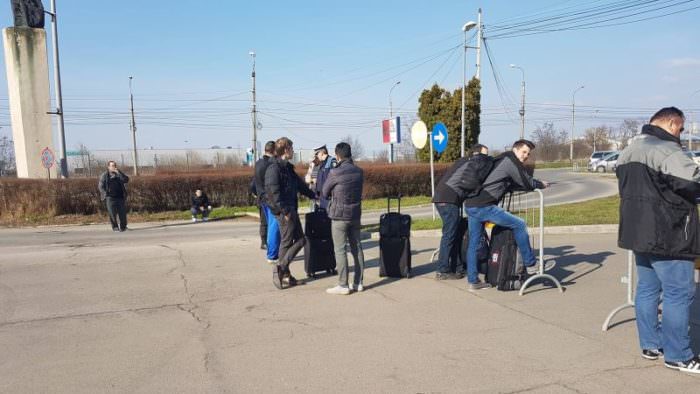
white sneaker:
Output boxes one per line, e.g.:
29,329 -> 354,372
266,259 -> 278,265
326,285 -> 350,295
349,283 -> 364,292
526,259 -> 557,275
191,217 -> 197,222
203,217 -> 209,222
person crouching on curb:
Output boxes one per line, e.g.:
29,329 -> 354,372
191,189 -> 211,222
265,137 -> 316,289
321,142 -> 365,295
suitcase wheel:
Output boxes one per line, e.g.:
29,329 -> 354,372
307,272 -> 315,279
329,269 -> 337,275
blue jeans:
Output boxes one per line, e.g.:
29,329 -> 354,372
263,204 -> 280,260
634,253 -> 696,362
436,203 -> 461,274
190,207 -> 210,218
466,205 -> 536,284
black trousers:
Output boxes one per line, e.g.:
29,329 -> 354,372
259,205 -> 268,245
106,197 -> 127,230
276,210 -> 305,274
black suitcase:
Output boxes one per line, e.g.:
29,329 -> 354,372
303,208 -> 336,278
456,219 -> 490,275
379,196 -> 411,278
487,225 -> 526,291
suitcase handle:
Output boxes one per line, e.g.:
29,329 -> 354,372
386,194 -> 402,213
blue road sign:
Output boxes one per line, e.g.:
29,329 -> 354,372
432,122 -> 448,154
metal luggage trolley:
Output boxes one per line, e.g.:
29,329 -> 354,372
602,250 -> 635,331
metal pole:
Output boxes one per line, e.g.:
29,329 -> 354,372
250,51 -> 257,164
389,81 -> 400,164
570,85 -> 584,164
510,65 -> 525,140
690,89 -> 700,151
429,129 -> 436,220
48,0 -> 67,178
475,8 -> 482,81
461,29 -> 466,158
128,77 -> 139,176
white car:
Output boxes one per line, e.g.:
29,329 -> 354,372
684,151 -> 700,166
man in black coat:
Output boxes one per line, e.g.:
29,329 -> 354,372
265,137 -> 316,289
98,160 -> 130,232
250,141 -> 279,259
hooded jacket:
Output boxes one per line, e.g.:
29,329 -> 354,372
463,151 -> 543,207
321,159 -> 363,221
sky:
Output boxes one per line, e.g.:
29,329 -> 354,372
1,0 -> 700,157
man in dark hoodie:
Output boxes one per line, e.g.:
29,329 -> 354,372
98,160 -> 130,232
463,139 -> 553,291
265,137 -> 316,289
616,107 -> 700,374
251,141 -> 280,262
432,144 -> 490,280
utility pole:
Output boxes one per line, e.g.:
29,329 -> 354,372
389,81 -> 400,163
250,51 -> 258,164
570,85 -> 585,165
510,64 -> 525,140
475,8 -> 482,81
46,0 -> 67,178
461,20 -> 478,157
128,76 -> 139,176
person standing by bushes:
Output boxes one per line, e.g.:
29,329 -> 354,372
265,137 -> 316,289
98,160 -> 129,232
251,141 -> 281,263
312,144 -> 337,210
190,189 -> 211,222
322,142 -> 365,295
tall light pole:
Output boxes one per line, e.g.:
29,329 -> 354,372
475,8 -> 483,81
249,51 -> 258,164
389,81 -> 401,164
690,89 -> 700,151
509,64 -> 525,140
570,85 -> 585,164
45,0 -> 67,178
128,76 -> 139,176
461,20 -> 477,157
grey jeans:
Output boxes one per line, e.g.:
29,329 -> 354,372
331,219 -> 364,286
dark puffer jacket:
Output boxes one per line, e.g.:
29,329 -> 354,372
321,159 -> 364,221
98,170 -> 129,201
463,151 -> 543,207
616,124 -> 700,259
264,157 -> 315,216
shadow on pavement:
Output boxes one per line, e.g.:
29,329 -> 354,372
544,245 -> 615,286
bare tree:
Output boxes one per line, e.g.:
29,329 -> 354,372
583,125 -> 612,152
340,134 -> 365,159
530,122 -> 567,161
0,136 -> 16,176
615,119 -> 641,149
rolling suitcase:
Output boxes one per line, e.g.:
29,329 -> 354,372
379,196 -> 411,278
487,226 -> 527,291
457,220 -> 490,275
303,207 -> 337,278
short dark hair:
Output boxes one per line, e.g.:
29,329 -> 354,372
650,107 -> 685,124
512,139 -> 535,150
275,137 -> 293,157
470,144 -> 488,156
335,142 -> 352,160
107,160 -> 116,166
264,141 -> 276,155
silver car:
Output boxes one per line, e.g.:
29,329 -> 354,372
591,152 -> 619,173
588,150 -> 617,171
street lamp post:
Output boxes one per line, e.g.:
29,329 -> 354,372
45,0 -> 67,178
389,81 -> 401,163
690,89 -> 700,151
509,64 -> 526,140
570,85 -> 585,165
249,51 -> 258,164
461,21 -> 477,158
128,76 -> 139,176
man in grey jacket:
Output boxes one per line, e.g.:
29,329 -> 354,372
463,139 -> 553,290
321,142 -> 365,295
98,160 -> 130,232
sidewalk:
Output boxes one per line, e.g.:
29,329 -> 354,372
0,224 -> 697,392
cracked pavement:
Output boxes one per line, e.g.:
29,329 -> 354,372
0,220 -> 698,393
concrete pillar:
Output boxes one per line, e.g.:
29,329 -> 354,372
3,27 -> 56,179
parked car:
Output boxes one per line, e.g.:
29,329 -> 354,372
590,152 -> 619,173
684,151 -> 700,166
588,150 -> 617,171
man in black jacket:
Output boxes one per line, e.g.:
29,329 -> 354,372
433,144 -> 489,281
463,139 -> 553,291
98,161 -> 129,232
265,137 -> 316,289
616,107 -> 700,373
190,189 -> 211,222
321,142 -> 365,295
251,141 -> 280,261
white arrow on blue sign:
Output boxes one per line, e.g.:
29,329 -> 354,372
432,122 -> 448,153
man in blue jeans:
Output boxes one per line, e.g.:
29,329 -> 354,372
463,139 -> 554,291
433,144 -> 489,280
252,141 -> 281,264
616,107 -> 700,374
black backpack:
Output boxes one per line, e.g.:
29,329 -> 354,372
445,155 -> 495,199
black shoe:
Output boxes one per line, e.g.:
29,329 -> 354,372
642,348 -> 663,360
119,227 -> 128,232
665,356 -> 700,374
273,265 -> 283,290
453,271 -> 466,280
260,243 -> 267,250
112,227 -> 120,232
282,275 -> 298,287
435,272 -> 456,280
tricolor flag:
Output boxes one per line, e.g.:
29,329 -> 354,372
381,117 -> 401,144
